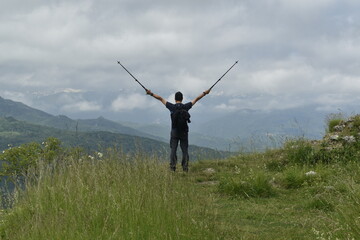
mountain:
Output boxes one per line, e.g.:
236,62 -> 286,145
0,96 -> 54,123
0,95 -> 334,152
0,117 -> 226,160
0,96 -> 161,141
192,106 -> 328,147
0,96 -> 232,150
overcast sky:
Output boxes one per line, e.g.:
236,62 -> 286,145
1,0 -> 360,120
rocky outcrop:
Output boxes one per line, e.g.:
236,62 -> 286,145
321,115 -> 360,150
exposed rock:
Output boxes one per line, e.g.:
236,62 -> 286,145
333,125 -> 344,132
329,135 -> 339,141
321,115 -> 360,151
342,135 -> 356,143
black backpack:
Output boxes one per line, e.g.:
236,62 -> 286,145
172,104 -> 191,133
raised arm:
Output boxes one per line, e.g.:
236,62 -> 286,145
191,89 -> 211,106
146,90 -> 167,105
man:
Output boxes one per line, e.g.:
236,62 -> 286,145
146,89 -> 211,172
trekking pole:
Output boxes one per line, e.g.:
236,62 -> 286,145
117,61 -> 148,91
209,61 -> 238,91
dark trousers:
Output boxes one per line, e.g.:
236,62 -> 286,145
170,130 -> 189,171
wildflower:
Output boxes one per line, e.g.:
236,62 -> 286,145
97,152 -> 103,158
203,168 -> 216,174
88,155 -> 95,160
305,171 -> 316,176
234,165 -> 241,175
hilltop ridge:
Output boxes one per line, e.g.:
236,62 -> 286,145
0,96 -> 162,140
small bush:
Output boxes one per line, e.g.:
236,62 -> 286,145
306,195 -> 334,212
328,119 -> 343,133
280,167 -> 321,189
325,113 -> 345,133
0,138 -> 63,183
281,168 -> 307,189
266,158 -> 288,172
218,171 -> 276,198
352,116 -> 360,131
284,139 -> 316,165
313,142 -> 360,164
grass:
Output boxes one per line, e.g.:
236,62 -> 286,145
0,155 -> 217,240
1,144 -> 360,239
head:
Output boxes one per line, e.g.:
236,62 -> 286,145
175,91 -> 183,102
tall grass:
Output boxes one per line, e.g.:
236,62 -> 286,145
0,154 -> 217,240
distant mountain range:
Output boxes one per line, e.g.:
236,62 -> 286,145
0,95 -> 343,152
193,106 -> 328,140
0,96 -> 160,140
122,106 -> 330,151
0,96 -> 232,150
0,96 -> 227,159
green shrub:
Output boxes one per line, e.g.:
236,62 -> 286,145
281,168 -> 307,189
325,113 -> 345,133
218,171 -> 276,198
284,139 -> 316,165
0,138 -> 63,182
280,167 -> 321,189
306,195 -> 334,212
352,116 -> 360,131
313,142 -> 360,164
328,119 -> 342,133
266,158 -> 288,172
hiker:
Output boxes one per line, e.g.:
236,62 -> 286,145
146,89 -> 211,172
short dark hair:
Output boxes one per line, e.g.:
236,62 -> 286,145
175,91 -> 183,101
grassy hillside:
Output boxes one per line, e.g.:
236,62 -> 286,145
1,145 -> 360,239
2,115 -> 360,239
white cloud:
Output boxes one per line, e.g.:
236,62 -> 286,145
61,88 -> 85,93
111,93 -> 154,112
1,0 -> 360,119
61,101 -> 102,112
214,103 -> 238,112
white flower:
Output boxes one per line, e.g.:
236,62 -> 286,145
88,155 -> 95,160
343,135 -> 356,143
203,168 -> 216,174
305,171 -> 317,176
97,152 -> 103,158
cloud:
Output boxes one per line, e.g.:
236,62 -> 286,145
61,101 -> 102,112
1,0 -> 360,120
111,93 -> 154,112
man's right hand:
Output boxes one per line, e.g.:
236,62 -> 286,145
146,90 -> 153,96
